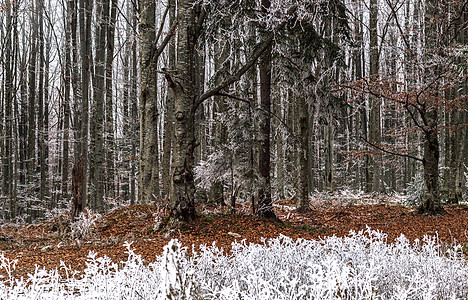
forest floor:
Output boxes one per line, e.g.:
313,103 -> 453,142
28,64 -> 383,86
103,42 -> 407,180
0,194 -> 467,279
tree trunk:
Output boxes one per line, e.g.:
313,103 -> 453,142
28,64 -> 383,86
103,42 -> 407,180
71,159 -> 84,220
105,0 -> 117,199
139,0 -> 160,204
3,5 -> 14,218
62,0 -> 73,205
208,39 -> 228,206
89,0 -> 108,213
369,0 -> 381,193
28,2 -> 37,199
71,0 -> 82,168
257,0 -> 277,220
420,118 -> 442,214
130,7 -> 138,205
77,0 -> 92,215
419,0 -> 442,215
162,0 -> 176,199
168,0 -> 197,222
296,96 -> 309,212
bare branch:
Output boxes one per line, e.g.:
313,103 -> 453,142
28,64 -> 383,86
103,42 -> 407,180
195,5 -> 298,109
360,137 -> 423,162
145,17 -> 178,67
154,3 -> 171,46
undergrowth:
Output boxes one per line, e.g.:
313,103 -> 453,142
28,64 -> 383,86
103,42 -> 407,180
0,228 -> 466,299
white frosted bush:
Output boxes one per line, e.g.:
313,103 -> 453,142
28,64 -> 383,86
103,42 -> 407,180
0,228 -> 466,299
70,210 -> 101,240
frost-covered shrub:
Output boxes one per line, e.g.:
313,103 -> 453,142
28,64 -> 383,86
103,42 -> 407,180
406,173 -> 425,206
70,210 -> 101,240
0,229 -> 467,299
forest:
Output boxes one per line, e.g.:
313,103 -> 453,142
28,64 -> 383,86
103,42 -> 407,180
0,0 -> 467,222
0,0 -> 467,298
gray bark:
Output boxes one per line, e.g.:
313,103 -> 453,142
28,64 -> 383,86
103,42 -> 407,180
105,0 -> 117,199
369,0 -> 381,193
257,0 -> 277,220
296,96 -> 309,212
138,0 -> 160,204
162,0 -> 176,199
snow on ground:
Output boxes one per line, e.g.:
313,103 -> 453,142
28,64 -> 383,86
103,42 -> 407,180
0,228 -> 467,299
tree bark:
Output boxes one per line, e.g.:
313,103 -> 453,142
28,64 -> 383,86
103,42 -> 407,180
257,0 -> 277,220
369,0 -> 381,193
62,0 -> 73,205
89,0 -> 108,213
105,0 -> 117,199
3,4 -> 15,218
162,0 -> 176,199
168,0 -> 198,222
130,6 -> 139,206
77,0 -> 92,215
296,96 -> 309,212
419,0 -> 442,215
139,0 -> 160,204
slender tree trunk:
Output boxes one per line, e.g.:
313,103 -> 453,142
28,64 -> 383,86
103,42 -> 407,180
38,0 -> 47,216
121,8 -> 131,201
369,0 -> 381,193
274,90 -> 284,200
105,0 -> 117,199
257,0 -> 277,220
296,96 -> 309,212
76,0 -> 92,216
323,109 -> 334,192
353,0 -> 369,191
43,10 -> 50,209
3,5 -> 14,218
130,7 -> 138,205
162,0 -> 176,198
27,3 -> 38,220
62,0 -> 73,205
71,0 -> 82,168
208,39 -> 228,206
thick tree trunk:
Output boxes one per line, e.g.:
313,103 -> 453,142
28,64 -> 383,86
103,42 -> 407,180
418,0 -> 443,215
168,0 -> 197,222
420,120 -> 443,214
89,0 -> 108,213
139,0 -> 160,204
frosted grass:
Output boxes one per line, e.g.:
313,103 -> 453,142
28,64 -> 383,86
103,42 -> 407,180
0,228 -> 466,299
